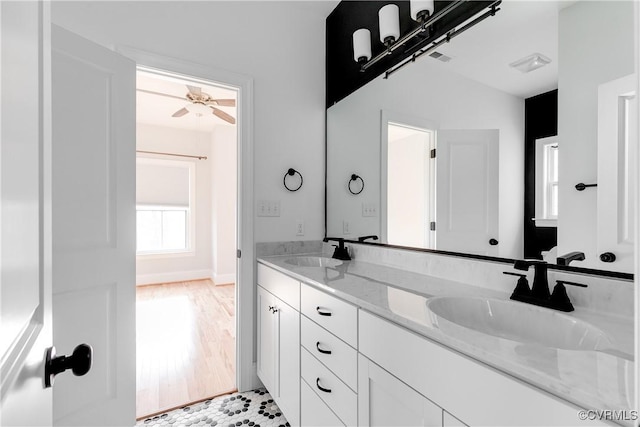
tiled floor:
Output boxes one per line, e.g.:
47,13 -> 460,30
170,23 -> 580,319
137,389 -> 289,427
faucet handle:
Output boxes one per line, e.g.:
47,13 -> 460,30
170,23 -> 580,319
550,280 -> 586,312
556,280 -> 587,288
504,271 -> 530,301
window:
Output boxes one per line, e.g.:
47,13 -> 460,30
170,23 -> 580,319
136,157 -> 195,255
534,136 -> 558,227
137,207 -> 188,252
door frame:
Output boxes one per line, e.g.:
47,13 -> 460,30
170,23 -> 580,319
116,47 -> 257,391
380,110 -> 438,246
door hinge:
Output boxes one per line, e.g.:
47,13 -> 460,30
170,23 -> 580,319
430,148 -> 436,159
430,221 -> 436,231
237,249 -> 242,259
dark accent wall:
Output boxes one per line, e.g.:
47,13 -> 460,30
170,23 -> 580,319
326,1 -> 495,108
524,90 -> 558,259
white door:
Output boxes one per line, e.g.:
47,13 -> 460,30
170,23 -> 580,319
1,2 -> 53,425
51,26 -> 136,425
436,130 -> 499,256
597,74 -> 636,273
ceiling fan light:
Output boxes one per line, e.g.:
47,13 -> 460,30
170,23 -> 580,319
185,102 -> 210,116
410,0 -> 434,23
353,29 -> 372,64
379,4 -> 400,47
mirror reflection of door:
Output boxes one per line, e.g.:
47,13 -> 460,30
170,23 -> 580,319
386,122 -> 435,248
435,129 -> 499,256
384,120 -> 500,256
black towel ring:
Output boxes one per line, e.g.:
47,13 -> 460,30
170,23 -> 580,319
283,168 -> 303,192
348,174 -> 364,195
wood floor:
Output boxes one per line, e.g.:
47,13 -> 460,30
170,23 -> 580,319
136,280 -> 236,418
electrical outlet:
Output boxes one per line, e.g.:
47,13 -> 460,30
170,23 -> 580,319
343,220 -> 350,235
296,220 -> 304,236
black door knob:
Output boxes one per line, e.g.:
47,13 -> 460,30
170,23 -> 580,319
489,238 -> 499,246
599,252 -> 616,263
44,343 -> 93,388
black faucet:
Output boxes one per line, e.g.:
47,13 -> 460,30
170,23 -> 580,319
513,260 -> 550,300
323,237 -> 351,261
556,251 -> 585,266
357,235 -> 379,242
508,260 -> 587,312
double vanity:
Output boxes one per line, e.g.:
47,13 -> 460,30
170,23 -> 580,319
256,249 -> 634,427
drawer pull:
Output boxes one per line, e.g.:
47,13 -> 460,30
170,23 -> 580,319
316,378 -> 331,393
316,341 -> 332,355
316,306 -> 332,316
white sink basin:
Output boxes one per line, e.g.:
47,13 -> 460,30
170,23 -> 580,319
427,296 -> 614,351
284,256 -> 343,268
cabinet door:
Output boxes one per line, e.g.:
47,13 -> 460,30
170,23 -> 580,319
257,286 -> 277,394
358,354 -> 442,427
301,379 -> 345,427
276,299 -> 300,426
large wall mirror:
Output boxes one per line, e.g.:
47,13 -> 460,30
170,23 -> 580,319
326,0 -> 637,274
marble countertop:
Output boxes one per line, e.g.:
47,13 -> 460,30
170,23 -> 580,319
258,254 -> 635,418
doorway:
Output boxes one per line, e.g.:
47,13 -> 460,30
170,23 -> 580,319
134,68 -> 238,418
386,122 -> 435,249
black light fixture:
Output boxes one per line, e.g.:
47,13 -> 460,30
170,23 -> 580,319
352,0 -> 501,76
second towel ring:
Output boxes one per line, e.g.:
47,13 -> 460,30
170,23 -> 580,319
283,168 -> 303,192
348,174 -> 364,195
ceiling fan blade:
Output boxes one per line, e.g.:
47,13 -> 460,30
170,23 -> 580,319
186,85 -> 202,96
210,99 -> 236,107
211,107 -> 236,124
172,107 -> 190,118
137,88 -> 186,101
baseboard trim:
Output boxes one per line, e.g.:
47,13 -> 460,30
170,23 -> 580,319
136,269 -> 212,286
213,272 -> 236,285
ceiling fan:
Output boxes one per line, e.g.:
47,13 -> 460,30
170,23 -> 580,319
138,84 -> 236,124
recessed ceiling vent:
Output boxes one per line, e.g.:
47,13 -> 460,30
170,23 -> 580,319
429,51 -> 452,63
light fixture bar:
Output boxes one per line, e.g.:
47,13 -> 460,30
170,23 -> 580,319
361,0 -> 467,72
383,1 -> 501,79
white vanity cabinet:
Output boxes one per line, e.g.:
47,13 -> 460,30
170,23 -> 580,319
358,354 -> 443,427
256,264 -> 301,426
300,283 -> 358,427
359,310 -> 609,427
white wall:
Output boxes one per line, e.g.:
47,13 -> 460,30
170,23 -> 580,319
136,124 -> 214,285
51,1 -> 328,243
211,126 -> 237,285
327,61 -> 525,258
557,1 -> 634,269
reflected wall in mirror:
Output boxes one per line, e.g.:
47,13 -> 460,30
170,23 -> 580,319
326,0 -> 636,273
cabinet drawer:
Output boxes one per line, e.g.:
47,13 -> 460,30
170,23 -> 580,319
301,379 -> 345,427
300,284 -> 357,346
301,315 -> 357,391
301,348 -> 357,426
257,263 -> 300,310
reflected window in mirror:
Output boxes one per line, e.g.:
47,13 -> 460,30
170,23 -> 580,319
534,136 -> 558,227
386,122 -> 435,249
